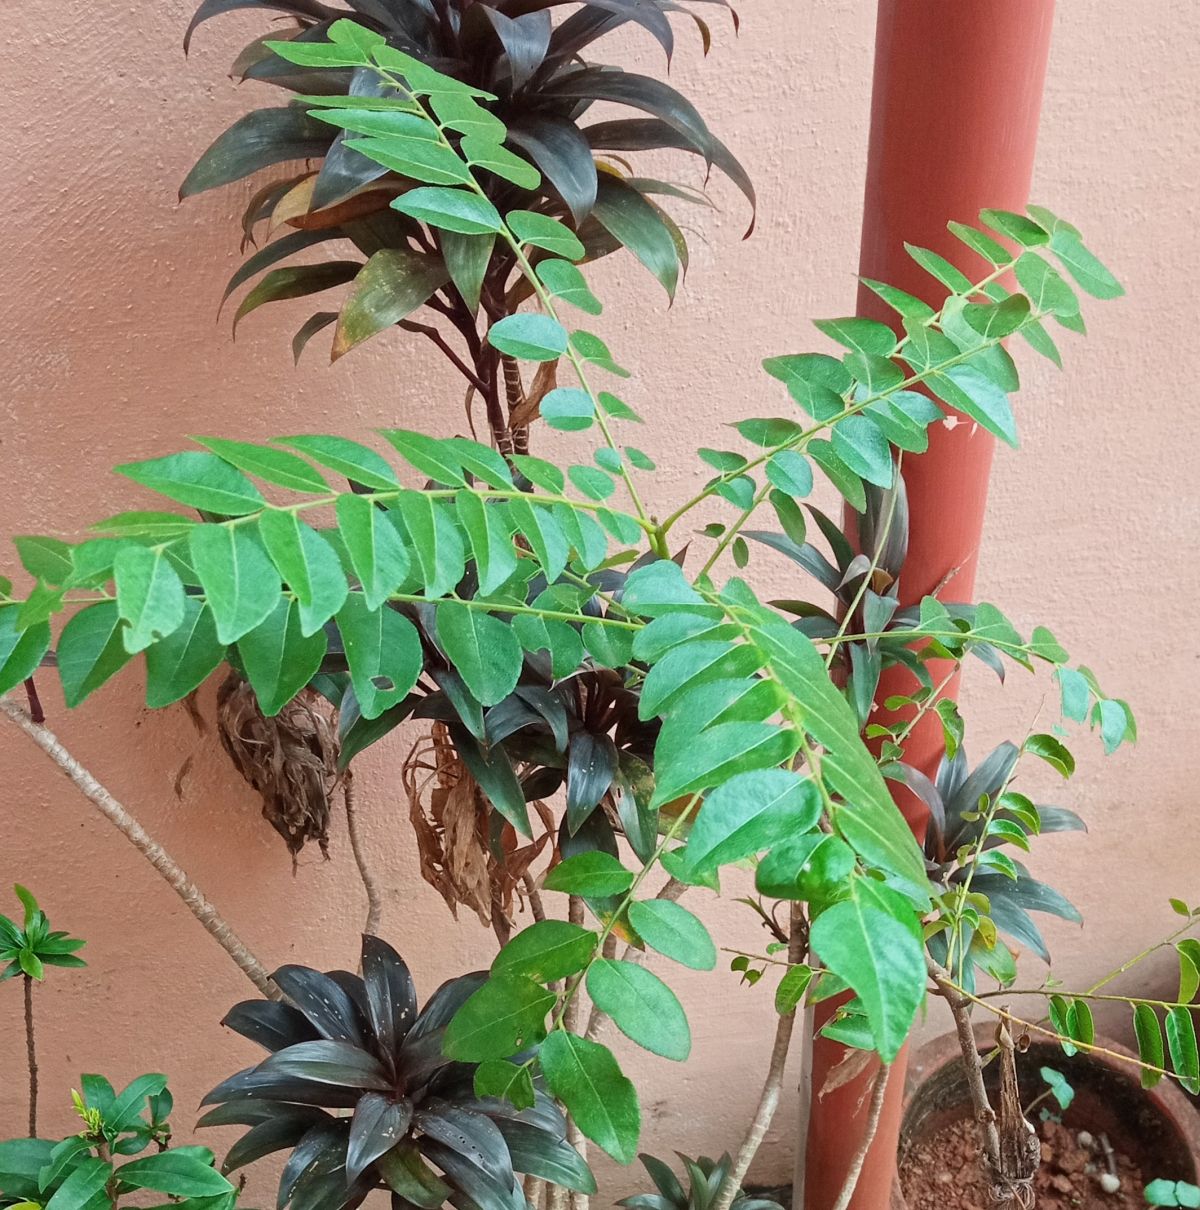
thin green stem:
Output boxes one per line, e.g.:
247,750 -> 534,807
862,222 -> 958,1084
658,306 -> 1048,538
548,795 -> 702,1034
698,481 -> 772,576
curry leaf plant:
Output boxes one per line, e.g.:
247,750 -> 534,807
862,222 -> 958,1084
183,0 -> 751,453
0,26 -> 1155,1174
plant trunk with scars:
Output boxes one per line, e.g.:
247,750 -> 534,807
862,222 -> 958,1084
830,1065 -> 891,1210
1,695 -> 280,1000
710,903 -> 806,1210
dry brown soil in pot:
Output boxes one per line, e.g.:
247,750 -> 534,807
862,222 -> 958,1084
899,1116 -> 1147,1210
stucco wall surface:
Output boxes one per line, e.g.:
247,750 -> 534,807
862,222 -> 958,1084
1,0 -> 1197,1199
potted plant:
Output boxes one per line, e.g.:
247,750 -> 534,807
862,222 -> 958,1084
1,16 -> 1195,1210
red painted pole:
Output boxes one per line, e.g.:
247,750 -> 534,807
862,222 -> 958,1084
801,4 -> 1054,1208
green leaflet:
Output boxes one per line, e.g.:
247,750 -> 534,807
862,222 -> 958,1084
0,608 -> 51,697
392,492 -> 465,598
488,314 -> 568,362
116,451 -> 265,516
144,598 -> 225,708
444,974 -> 555,1061
543,852 -> 633,897
336,493 -> 412,611
337,594 -> 423,720
56,602 -> 134,707
637,639 -> 764,721
493,921 -> 597,983
539,1032 -> 639,1164
455,492 -> 517,595
651,721 -> 799,809
190,525 -> 281,644
473,1060 -> 535,1112
681,769 -> 821,874
586,960 -> 690,1060
258,509 -> 348,636
626,900 -> 715,971
1133,1003 -> 1165,1090
435,602 -> 522,707
238,598 -> 327,716
275,435 -> 399,491
192,437 -> 329,494
809,885 -> 925,1062
113,545 -> 186,654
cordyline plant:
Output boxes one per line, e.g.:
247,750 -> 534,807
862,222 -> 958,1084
2,21 -> 1197,1210
181,0 -> 750,877
184,0 -> 752,455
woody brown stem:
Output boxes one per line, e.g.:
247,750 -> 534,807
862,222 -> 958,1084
1,696 -> 280,1000
24,974 -> 37,1136
343,773 -> 383,938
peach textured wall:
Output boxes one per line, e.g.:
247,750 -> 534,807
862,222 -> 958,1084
1,0 -> 1198,1199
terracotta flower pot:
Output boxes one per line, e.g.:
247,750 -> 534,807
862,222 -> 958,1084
890,1024 -> 1200,1209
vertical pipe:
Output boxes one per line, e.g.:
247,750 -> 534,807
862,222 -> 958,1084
801,4 -> 1054,1208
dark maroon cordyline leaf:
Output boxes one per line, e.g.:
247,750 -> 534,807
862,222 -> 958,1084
347,1092 -> 414,1181
202,1064 -> 365,1109
223,1115 -> 323,1173
414,1101 -> 514,1188
362,934 -> 419,1059
181,108 -> 335,199
279,1121 -> 349,1209
185,0 -> 331,53
468,7 -> 553,90
506,117 -> 598,223
222,999 -> 323,1053
418,1139 -> 516,1210
272,964 -> 371,1046
199,1098 -> 332,1128
586,116 -> 756,234
542,68 -> 708,147
259,1040 -> 392,1089
565,731 -> 618,833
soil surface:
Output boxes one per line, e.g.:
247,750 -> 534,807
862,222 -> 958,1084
899,1116 -> 1147,1210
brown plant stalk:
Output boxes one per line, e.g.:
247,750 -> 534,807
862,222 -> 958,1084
24,972 -> 38,1136
709,902 -> 806,1210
